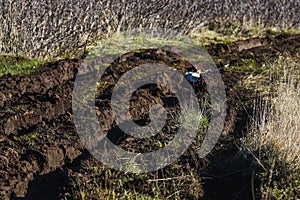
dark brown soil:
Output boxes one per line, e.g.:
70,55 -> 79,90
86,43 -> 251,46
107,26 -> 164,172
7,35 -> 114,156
0,33 -> 299,200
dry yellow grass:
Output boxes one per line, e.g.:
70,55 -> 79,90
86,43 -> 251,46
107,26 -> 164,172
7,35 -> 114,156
244,56 -> 300,199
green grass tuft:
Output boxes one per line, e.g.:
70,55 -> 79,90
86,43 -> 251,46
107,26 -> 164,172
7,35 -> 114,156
0,54 -> 45,77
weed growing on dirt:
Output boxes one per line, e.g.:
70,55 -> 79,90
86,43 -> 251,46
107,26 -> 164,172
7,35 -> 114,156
243,56 -> 300,199
17,132 -> 40,146
0,54 -> 45,77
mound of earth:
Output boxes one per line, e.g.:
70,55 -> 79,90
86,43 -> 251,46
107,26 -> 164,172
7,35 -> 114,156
0,33 -> 299,199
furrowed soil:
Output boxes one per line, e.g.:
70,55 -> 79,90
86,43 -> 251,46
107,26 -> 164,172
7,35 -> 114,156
0,33 -> 299,200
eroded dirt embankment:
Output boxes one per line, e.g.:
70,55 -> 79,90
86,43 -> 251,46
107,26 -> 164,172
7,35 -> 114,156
0,33 -> 299,199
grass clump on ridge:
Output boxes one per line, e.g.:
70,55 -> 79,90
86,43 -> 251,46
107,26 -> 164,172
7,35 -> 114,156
0,54 -> 45,77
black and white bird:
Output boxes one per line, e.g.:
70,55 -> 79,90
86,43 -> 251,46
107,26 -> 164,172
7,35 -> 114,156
185,69 -> 220,83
